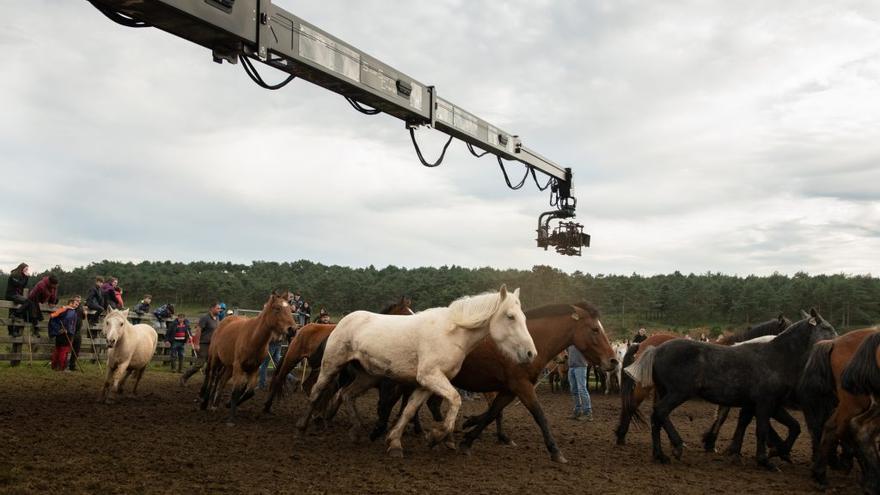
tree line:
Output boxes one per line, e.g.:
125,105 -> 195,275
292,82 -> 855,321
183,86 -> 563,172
3,260 -> 877,338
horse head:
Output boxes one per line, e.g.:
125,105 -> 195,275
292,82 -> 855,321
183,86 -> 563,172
569,302 -> 617,372
800,308 -> 837,343
265,291 -> 296,337
103,308 -> 130,348
487,285 -> 536,365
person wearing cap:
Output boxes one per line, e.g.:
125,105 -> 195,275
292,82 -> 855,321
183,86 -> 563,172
218,302 -> 228,322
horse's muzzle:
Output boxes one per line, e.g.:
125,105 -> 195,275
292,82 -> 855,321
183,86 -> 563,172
602,358 -> 619,372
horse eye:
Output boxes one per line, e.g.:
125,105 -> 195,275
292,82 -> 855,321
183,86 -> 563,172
507,314 -> 515,320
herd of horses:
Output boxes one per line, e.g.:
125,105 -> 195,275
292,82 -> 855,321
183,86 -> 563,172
93,289 -> 879,493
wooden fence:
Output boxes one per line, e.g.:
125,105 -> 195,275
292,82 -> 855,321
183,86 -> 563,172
0,300 -> 199,366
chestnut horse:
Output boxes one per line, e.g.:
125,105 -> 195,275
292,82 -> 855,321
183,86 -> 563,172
840,331 -> 880,494
199,291 -> 296,423
373,302 -> 617,463
799,327 -> 879,489
262,297 -> 414,414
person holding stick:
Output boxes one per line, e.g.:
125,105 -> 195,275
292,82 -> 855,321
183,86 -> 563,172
48,296 -> 81,372
180,302 -> 221,385
166,313 -> 192,373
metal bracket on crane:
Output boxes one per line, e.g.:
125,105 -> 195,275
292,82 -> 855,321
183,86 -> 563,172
84,0 -> 591,255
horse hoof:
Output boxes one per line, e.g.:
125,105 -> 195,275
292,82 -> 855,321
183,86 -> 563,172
387,448 -> 404,458
552,452 -> 568,464
672,446 -> 684,461
758,460 -> 779,472
225,421 -> 235,427
444,439 -> 457,451
653,454 -> 671,464
460,446 -> 472,457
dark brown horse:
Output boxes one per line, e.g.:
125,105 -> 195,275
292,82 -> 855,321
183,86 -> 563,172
263,297 -> 414,414
374,302 -> 617,463
799,327 -> 879,489
840,330 -> 880,494
199,291 -> 296,424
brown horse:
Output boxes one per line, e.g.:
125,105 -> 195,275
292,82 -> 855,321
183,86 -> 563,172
262,297 -> 415,414
198,291 -> 296,424
546,351 -> 568,393
840,331 -> 880,494
374,302 -> 617,463
799,327 -> 879,489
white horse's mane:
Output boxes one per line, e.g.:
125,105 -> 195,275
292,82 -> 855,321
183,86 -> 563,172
448,290 -> 511,330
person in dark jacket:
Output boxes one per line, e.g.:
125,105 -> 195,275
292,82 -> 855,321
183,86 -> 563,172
26,274 -> 59,336
132,295 -> 152,324
166,313 -> 192,373
300,301 -> 312,325
48,296 -> 80,371
632,327 -> 647,344
67,300 -> 86,371
180,302 -> 221,385
5,263 -> 30,366
85,276 -> 106,336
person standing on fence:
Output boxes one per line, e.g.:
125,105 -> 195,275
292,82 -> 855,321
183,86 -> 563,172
26,274 -> 59,337
300,301 -> 312,325
167,313 -> 192,373
5,263 -> 30,366
48,296 -> 80,371
567,344 -> 593,421
101,277 -> 125,310
180,302 -> 221,385
85,276 -> 106,336
132,295 -> 152,324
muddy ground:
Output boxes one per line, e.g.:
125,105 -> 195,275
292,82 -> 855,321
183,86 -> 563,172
0,365 -> 862,494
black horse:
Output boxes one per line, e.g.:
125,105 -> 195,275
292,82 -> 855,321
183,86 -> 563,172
628,308 -> 835,468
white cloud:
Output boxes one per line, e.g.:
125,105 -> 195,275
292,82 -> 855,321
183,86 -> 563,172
1,1 -> 879,276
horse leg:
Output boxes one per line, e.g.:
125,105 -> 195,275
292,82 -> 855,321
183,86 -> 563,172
211,366 -> 232,411
615,383 -> 648,446
702,406 -> 730,453
386,388 -> 432,457
131,368 -> 146,396
850,404 -> 880,494
813,406 -> 855,487
110,362 -> 130,400
296,358 -> 345,434
339,372 -> 380,442
768,407 -> 800,462
100,363 -> 119,403
117,368 -> 134,396
512,380 -> 568,463
651,391 -> 687,464
754,403 -> 777,470
459,392 -> 516,454
225,368 -> 248,425
371,381 -> 404,441
418,372 -> 462,450
723,407 -> 753,458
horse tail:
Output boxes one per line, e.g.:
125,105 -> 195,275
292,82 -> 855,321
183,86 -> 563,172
841,332 -> 880,396
797,340 -> 836,457
619,343 -> 647,426
624,345 -> 657,388
199,353 -> 214,410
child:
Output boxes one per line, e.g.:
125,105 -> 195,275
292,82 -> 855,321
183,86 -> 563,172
101,277 -> 125,309
48,296 -> 81,371
167,313 -> 191,373
132,294 -> 152,324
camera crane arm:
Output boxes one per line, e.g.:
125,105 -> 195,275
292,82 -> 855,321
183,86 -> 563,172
86,0 -> 590,255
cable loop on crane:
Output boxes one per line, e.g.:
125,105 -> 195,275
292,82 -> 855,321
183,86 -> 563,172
530,168 -> 554,191
497,156 -> 529,190
88,1 -> 151,28
241,55 -> 296,90
466,143 -> 491,158
409,128 -> 453,168
345,97 -> 381,115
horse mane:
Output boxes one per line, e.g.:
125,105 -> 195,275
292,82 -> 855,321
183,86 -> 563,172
379,302 -> 400,315
720,316 -> 791,345
525,301 -> 600,320
841,331 -> 880,396
448,290 -> 506,329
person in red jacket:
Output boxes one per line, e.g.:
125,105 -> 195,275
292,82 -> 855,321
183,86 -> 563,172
26,274 -> 59,337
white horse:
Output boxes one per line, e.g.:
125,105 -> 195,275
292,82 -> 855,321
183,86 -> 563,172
99,308 -> 158,403
297,285 -> 537,457
604,341 -> 628,394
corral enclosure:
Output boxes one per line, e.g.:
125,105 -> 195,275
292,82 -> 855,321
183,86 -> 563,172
0,366 -> 861,494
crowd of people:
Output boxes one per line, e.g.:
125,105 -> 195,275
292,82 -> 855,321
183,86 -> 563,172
3,263 -> 330,381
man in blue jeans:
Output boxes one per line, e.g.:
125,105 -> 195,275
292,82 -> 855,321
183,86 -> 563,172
567,344 -> 593,421
257,336 -> 284,390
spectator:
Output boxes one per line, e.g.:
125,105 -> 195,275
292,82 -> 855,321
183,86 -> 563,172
292,292 -> 305,325
632,327 -> 648,344
48,296 -> 80,371
300,301 -> 312,325
67,299 -> 86,372
166,313 -> 192,373
257,335 -> 283,390
699,333 -> 709,342
567,344 -> 593,421
218,302 -> 228,322
5,263 -> 30,366
101,277 -> 124,310
317,307 -> 330,324
180,302 -> 221,385
26,273 -> 59,336
152,302 -> 176,366
85,276 -> 106,335
132,294 -> 152,324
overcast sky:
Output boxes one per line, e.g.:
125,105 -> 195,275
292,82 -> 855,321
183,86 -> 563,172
1,1 -> 879,276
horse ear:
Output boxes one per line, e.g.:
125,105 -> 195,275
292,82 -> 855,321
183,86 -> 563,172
122,309 -> 130,318
498,284 -> 508,300
569,306 -> 581,321
777,313 -> 785,322
810,307 -> 821,319
513,288 -> 520,298
800,309 -> 811,320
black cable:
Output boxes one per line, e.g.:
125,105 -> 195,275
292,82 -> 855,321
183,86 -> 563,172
88,1 -> 151,28
240,55 -> 295,90
497,156 -> 529,190
530,168 -> 554,191
345,97 -> 381,115
409,128 -> 454,168
466,142 -> 491,158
